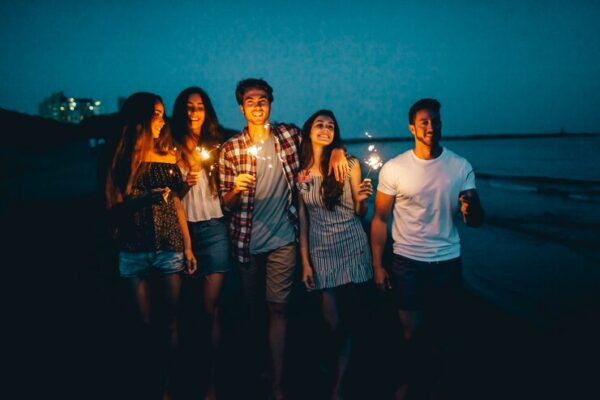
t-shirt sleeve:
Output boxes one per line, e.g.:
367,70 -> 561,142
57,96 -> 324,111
462,160 -> 476,191
376,160 -> 397,196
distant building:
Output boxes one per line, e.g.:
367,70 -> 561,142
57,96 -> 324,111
39,91 -> 102,123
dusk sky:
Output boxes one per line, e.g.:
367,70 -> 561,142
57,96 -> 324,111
2,0 -> 599,138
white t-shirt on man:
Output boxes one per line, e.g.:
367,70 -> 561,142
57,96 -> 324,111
377,147 -> 476,262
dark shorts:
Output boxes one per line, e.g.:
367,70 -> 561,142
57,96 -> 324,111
389,254 -> 462,311
239,242 -> 297,304
188,218 -> 233,275
118,251 -> 184,278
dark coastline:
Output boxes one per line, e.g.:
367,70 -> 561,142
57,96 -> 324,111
343,132 -> 600,144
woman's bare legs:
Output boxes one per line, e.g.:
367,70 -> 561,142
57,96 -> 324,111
203,272 -> 226,400
162,273 -> 183,400
321,289 -> 351,400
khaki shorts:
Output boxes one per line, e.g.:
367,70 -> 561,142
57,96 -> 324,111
239,242 -> 297,304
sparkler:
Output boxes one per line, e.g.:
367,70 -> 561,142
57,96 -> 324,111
246,138 -> 274,168
193,144 -> 221,175
363,131 -> 384,180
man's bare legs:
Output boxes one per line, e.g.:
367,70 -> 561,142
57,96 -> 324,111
268,301 -> 288,400
395,309 -> 424,400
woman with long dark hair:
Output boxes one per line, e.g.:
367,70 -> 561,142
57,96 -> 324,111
105,91 -> 197,400
297,109 -> 373,400
171,86 -> 232,400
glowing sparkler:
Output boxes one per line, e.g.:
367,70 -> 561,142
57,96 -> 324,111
246,139 -> 275,168
192,144 -> 221,175
247,144 -> 261,158
195,146 -> 211,161
363,131 -> 384,180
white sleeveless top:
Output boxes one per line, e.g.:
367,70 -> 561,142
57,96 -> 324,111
180,168 -> 224,222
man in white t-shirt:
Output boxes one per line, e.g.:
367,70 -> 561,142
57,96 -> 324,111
370,98 -> 484,398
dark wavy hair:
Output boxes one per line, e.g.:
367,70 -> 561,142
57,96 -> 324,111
409,98 -> 441,124
105,92 -> 169,208
171,87 -> 223,194
301,109 -> 344,211
235,78 -> 274,105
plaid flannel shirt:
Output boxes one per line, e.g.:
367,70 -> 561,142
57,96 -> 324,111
219,123 -> 302,263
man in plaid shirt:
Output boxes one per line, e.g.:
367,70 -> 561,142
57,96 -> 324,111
219,78 -> 347,400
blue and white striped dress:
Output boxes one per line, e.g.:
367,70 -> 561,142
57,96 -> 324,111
300,158 -> 373,290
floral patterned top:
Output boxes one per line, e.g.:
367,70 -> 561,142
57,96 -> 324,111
117,162 -> 185,252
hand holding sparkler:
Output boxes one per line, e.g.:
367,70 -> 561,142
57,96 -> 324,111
357,178 -> 373,202
233,173 -> 255,193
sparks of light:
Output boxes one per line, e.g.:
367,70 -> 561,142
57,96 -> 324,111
363,131 -> 385,179
195,146 -> 210,160
247,145 -> 260,157
248,138 -> 267,159
366,154 -> 383,171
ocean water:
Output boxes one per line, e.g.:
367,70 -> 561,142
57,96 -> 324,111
347,135 -> 600,249
348,135 -> 600,322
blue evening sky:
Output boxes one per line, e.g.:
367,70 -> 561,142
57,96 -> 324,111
1,0 -> 599,138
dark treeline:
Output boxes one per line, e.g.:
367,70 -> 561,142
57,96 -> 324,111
0,108 -> 239,150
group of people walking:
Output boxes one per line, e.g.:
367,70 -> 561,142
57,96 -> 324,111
103,78 -> 484,400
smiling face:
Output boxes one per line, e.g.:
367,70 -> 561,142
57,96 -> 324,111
409,108 -> 442,149
150,101 -> 165,139
186,93 -> 205,132
239,88 -> 271,127
310,115 -> 335,147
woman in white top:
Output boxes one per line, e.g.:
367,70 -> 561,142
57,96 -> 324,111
171,86 -> 232,400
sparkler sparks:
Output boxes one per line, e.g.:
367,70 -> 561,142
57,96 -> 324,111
191,144 -> 221,175
195,146 -> 211,160
363,131 -> 384,179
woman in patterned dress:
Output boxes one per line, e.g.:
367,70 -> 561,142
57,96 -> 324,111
297,109 -> 373,400
105,92 -> 197,400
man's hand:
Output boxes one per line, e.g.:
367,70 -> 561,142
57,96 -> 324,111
328,148 -> 349,182
234,173 -> 256,192
458,189 -> 484,227
458,193 -> 471,220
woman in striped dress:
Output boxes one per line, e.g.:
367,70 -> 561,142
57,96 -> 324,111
297,109 -> 373,400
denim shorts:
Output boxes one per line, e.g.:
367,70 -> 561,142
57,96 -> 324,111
118,251 -> 185,278
188,218 -> 232,275
389,254 -> 462,311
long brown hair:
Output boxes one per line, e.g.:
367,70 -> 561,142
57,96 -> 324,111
171,87 -> 223,194
301,110 -> 344,211
105,92 -> 167,208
